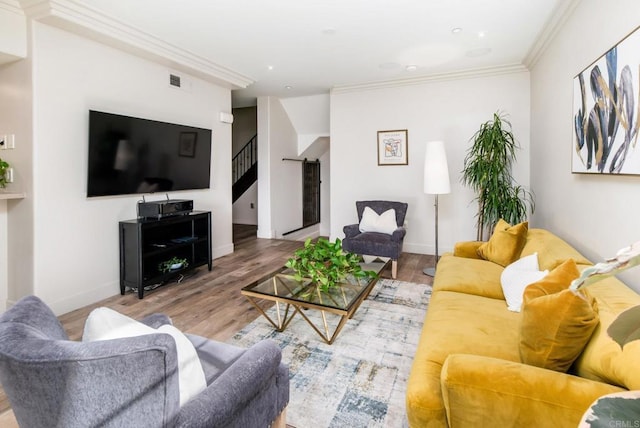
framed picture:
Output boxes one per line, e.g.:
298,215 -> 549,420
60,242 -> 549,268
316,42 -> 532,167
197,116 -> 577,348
178,132 -> 197,157
377,129 -> 408,166
572,26 -> 640,174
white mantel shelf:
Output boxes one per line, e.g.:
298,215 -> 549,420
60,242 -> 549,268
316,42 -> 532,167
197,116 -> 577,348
0,192 -> 26,200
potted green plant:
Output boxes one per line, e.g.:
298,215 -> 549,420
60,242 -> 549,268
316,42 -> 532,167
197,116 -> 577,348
0,158 -> 9,188
158,256 -> 188,273
461,112 -> 535,240
285,237 -> 377,292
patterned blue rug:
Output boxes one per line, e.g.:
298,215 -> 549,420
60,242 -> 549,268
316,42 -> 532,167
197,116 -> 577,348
228,279 -> 432,428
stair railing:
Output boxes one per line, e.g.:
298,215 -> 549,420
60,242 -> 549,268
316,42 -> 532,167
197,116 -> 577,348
232,134 -> 257,185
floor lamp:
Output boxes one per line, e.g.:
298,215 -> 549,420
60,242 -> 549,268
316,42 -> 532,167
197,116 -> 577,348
423,140 -> 451,276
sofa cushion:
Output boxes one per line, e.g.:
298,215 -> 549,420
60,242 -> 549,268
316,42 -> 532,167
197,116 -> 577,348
406,290 -> 521,427
520,229 -> 592,271
359,206 -> 397,235
441,354 -> 624,427
433,253 -> 505,299
477,219 -> 528,267
83,307 -> 207,406
519,260 -> 600,372
501,252 -> 549,312
524,258 -> 580,296
573,276 -> 640,390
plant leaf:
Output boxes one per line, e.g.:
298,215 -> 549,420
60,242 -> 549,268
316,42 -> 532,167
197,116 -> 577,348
607,305 -> 640,349
580,392 -> 640,427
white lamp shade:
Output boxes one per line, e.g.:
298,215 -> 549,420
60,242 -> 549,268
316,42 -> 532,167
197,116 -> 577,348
424,140 -> 451,195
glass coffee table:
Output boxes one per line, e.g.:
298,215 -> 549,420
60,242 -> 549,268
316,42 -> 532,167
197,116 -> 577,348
241,260 -> 388,344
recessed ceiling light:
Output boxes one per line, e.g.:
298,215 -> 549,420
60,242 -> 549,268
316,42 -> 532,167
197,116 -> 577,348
284,85 -> 293,90
405,65 -> 418,72
267,65 -> 274,70
451,27 -> 462,34
478,31 -> 486,38
322,28 -> 336,35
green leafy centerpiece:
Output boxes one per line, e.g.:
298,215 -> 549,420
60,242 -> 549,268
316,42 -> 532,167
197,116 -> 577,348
285,238 -> 377,292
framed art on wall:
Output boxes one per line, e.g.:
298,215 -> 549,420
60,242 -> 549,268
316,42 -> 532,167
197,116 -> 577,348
377,129 -> 408,166
572,26 -> 640,174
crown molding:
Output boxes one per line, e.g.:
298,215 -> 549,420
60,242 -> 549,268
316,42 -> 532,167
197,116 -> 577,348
331,63 -> 528,95
0,0 -> 24,14
18,0 -> 253,89
523,0 -> 581,69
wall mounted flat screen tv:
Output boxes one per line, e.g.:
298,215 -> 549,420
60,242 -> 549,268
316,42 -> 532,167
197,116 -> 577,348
87,110 -> 212,197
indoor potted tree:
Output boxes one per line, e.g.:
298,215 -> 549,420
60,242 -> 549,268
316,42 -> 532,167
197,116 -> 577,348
461,112 -> 535,240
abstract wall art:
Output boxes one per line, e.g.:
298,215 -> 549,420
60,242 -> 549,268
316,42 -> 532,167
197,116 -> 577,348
377,129 -> 408,166
572,26 -> 640,174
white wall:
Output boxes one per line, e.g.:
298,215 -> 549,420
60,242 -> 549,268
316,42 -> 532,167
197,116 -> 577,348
330,71 -> 531,255
280,94 -> 330,152
281,94 -> 331,237
0,3 -> 26,64
258,97 -> 303,238
18,23 -> 233,314
320,149 -> 330,236
232,181 -> 257,225
0,46 -> 33,310
530,0 -> 640,291
231,106 -> 256,157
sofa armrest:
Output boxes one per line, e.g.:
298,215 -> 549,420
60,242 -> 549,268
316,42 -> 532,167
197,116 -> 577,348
391,227 -> 406,242
441,354 -> 624,427
453,241 -> 484,259
175,340 -> 285,428
343,224 -> 360,238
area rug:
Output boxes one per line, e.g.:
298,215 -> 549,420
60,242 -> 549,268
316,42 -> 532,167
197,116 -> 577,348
228,279 -> 432,428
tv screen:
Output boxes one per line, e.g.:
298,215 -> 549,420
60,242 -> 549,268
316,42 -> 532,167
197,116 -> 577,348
87,110 -> 212,197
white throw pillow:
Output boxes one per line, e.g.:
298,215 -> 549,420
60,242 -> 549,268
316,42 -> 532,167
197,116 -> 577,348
359,207 -> 397,235
500,252 -> 549,312
83,307 -> 207,406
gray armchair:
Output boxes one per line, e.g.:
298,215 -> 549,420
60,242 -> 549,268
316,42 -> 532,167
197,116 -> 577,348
0,296 -> 289,428
342,200 -> 408,279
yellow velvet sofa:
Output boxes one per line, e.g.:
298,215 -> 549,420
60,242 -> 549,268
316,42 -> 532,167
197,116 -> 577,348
406,228 -> 640,427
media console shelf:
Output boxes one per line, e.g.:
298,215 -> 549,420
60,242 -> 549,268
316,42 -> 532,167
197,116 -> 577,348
119,211 -> 212,298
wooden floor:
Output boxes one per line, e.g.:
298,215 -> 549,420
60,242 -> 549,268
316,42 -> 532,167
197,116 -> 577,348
0,227 -> 434,421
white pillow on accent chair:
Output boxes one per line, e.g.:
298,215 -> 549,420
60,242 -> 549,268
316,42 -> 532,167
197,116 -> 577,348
82,307 -> 206,406
359,207 -> 397,235
500,252 -> 549,312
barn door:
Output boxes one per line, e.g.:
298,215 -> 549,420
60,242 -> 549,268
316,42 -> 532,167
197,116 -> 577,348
302,160 -> 320,227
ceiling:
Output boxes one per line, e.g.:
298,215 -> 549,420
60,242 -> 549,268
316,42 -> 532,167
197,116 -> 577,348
78,0 -> 564,107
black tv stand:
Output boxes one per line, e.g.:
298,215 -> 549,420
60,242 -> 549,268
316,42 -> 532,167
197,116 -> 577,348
119,211 -> 212,298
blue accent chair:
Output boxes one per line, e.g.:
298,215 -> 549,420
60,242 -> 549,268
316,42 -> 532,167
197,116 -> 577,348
342,200 -> 408,278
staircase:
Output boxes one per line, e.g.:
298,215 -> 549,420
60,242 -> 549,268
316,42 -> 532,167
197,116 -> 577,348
232,134 -> 257,203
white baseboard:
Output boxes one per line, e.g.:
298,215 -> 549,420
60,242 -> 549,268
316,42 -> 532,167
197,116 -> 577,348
213,243 -> 234,259
257,228 -> 274,239
281,225 -> 320,242
48,281 -> 119,316
402,242 -> 453,255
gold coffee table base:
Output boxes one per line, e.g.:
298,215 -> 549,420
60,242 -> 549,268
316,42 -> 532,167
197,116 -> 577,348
244,297 -> 354,345
241,261 -> 388,345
